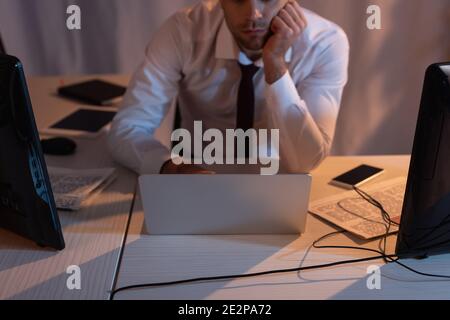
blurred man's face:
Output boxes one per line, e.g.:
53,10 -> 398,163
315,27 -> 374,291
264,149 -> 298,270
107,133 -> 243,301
220,0 -> 288,52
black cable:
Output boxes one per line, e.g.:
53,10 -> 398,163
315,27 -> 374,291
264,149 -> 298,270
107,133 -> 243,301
336,185 -> 395,261
311,230 -> 450,280
108,182 -> 138,301
352,185 -> 450,257
353,185 -> 399,261
111,183 -> 450,299
312,231 -> 398,264
353,186 -> 399,227
110,253 -> 390,300
336,200 -> 391,260
308,186 -> 450,280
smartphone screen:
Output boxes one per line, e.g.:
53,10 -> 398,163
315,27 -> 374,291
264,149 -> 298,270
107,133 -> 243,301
331,165 -> 384,189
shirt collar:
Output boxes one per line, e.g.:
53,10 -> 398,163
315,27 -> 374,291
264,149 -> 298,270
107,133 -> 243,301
215,20 -> 292,68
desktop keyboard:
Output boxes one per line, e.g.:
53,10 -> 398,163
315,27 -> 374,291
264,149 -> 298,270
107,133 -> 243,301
309,177 -> 407,240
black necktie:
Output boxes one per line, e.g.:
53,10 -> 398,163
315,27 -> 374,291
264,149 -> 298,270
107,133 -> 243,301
236,63 -> 260,131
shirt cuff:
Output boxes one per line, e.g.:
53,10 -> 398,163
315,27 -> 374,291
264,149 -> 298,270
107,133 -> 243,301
264,71 -> 305,117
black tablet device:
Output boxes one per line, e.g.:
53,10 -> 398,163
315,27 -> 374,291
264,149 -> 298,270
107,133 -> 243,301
42,108 -> 117,138
58,79 -> 126,106
0,54 -> 65,250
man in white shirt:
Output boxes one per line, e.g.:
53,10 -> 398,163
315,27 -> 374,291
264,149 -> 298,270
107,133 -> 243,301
108,0 -> 349,174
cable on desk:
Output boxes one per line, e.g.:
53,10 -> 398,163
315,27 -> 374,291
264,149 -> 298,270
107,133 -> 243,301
110,254 -> 391,299
110,185 -> 450,299
311,230 -> 450,280
306,186 -> 450,280
109,180 -> 138,301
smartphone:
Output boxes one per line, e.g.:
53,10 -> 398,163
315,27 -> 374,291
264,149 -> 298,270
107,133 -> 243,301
330,165 -> 385,190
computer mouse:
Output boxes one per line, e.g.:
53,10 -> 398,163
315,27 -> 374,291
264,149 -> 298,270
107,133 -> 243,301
41,137 -> 77,156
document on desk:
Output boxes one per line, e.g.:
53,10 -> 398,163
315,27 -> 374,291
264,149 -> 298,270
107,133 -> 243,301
48,167 -> 117,211
309,177 -> 407,240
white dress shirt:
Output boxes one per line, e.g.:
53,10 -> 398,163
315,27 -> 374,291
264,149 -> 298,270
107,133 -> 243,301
108,0 -> 349,174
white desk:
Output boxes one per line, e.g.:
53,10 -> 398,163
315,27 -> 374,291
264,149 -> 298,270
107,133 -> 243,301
0,75 -> 137,300
114,155 -> 450,300
3,75 -> 450,300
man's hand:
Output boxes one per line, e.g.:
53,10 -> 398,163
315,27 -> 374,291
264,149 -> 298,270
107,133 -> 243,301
160,160 -> 215,175
263,1 -> 307,84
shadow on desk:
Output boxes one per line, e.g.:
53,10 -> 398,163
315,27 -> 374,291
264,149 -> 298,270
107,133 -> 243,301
329,254 -> 450,299
0,173 -> 133,247
113,234 -> 300,300
2,248 -> 120,299
0,229 -> 58,274
0,168 -> 135,277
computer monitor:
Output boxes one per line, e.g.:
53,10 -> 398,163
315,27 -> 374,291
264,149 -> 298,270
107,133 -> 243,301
0,54 -> 65,250
0,33 -> 6,54
396,62 -> 450,258
0,35 -> 5,55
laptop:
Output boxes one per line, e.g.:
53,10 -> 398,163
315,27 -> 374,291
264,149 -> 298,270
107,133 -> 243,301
139,173 -> 312,235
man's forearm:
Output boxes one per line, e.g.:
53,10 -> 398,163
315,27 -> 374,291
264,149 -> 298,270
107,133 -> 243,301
263,55 -> 288,85
263,70 -> 336,173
